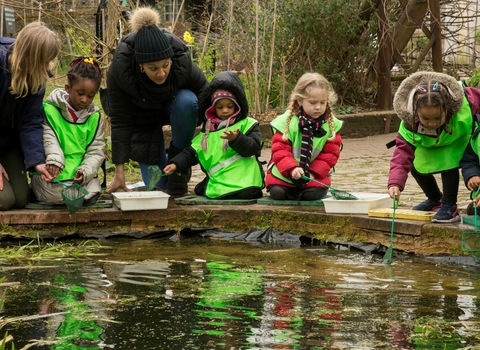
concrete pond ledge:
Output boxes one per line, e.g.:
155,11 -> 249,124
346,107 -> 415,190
0,200 -> 469,258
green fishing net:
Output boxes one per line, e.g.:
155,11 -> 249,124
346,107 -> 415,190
147,165 -> 163,191
61,183 -> 89,215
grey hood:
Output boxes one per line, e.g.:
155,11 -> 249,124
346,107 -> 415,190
393,71 -> 464,128
45,88 -> 99,123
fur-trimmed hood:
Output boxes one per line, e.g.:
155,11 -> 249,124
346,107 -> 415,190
393,71 -> 464,127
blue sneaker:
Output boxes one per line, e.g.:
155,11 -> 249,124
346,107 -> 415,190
432,202 -> 460,223
412,199 -> 442,211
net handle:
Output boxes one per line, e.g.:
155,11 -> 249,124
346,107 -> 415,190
475,203 -> 478,232
53,179 -> 69,188
301,175 -> 357,200
474,188 -> 480,232
302,175 -> 334,190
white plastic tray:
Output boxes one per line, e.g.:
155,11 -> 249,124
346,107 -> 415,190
323,192 -> 392,214
112,191 -> 170,211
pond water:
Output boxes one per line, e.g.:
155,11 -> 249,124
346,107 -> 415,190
1,233 -> 480,350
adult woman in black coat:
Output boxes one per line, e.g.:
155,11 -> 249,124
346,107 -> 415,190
103,7 -> 207,196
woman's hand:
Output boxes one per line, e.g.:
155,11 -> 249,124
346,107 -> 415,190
106,164 -> 131,193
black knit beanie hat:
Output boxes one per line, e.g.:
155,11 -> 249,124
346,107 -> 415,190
131,8 -> 174,63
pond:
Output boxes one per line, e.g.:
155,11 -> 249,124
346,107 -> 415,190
1,231 -> 480,350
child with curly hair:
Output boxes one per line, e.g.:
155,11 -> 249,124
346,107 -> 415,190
265,72 -> 343,201
389,71 -> 480,223
31,57 -> 105,206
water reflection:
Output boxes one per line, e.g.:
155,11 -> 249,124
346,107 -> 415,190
0,237 -> 479,349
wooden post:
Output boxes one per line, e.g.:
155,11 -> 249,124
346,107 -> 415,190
227,0 -> 233,70
376,0 -> 392,122
0,2 -> 4,37
429,0 -> 442,72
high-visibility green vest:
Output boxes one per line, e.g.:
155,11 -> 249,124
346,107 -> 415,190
269,110 -> 343,185
398,96 -> 473,174
43,103 -> 101,180
191,117 -> 264,198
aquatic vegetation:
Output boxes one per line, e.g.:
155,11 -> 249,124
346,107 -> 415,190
0,238 -> 108,263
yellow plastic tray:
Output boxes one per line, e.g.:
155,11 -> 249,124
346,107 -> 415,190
368,208 -> 435,221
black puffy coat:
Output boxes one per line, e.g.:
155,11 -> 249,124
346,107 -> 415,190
169,71 -> 263,179
103,30 -> 207,164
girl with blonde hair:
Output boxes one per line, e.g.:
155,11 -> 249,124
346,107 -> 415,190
0,21 -> 60,210
265,72 -> 343,200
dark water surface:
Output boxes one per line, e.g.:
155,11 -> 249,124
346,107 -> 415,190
1,236 -> 480,349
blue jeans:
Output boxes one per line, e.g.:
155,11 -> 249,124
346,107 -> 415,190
139,89 -> 198,189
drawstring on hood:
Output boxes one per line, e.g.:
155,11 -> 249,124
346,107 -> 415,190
198,72 -> 248,152
202,90 -> 241,152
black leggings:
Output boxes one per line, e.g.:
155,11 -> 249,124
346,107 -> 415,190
411,166 -> 459,204
269,185 -> 328,201
0,148 -> 30,210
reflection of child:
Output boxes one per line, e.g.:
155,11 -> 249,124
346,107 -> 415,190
31,57 -> 105,206
388,71 -> 480,223
163,71 -> 264,199
265,72 -> 343,201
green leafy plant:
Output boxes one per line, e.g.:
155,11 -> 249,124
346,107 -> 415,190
334,105 -> 357,115
468,67 -> 480,88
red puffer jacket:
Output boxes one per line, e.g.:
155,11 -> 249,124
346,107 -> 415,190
265,131 -> 342,189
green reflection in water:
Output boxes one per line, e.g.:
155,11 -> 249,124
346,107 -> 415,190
194,259 -> 264,339
411,316 -> 468,349
50,275 -> 103,349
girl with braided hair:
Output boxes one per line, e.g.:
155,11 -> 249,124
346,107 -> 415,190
31,57 -> 105,206
265,72 -> 343,201
388,71 -> 480,223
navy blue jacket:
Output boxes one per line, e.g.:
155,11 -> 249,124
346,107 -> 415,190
0,37 -> 46,170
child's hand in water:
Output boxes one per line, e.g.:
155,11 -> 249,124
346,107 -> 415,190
163,164 -> 177,175
221,129 -> 240,142
467,176 -> 480,192
291,167 -> 304,180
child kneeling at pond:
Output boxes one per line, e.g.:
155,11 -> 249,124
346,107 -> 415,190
163,71 -> 265,199
388,71 -> 480,223
265,72 -> 343,201
31,57 -> 105,206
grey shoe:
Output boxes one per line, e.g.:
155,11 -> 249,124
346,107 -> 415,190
412,199 -> 442,211
431,202 -> 460,223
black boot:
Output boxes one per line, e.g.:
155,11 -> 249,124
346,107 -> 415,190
166,143 -> 191,196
